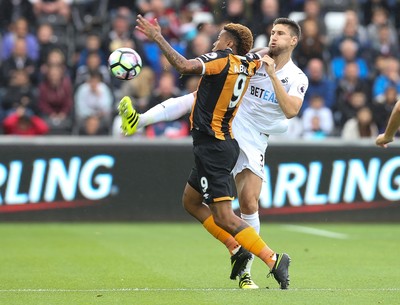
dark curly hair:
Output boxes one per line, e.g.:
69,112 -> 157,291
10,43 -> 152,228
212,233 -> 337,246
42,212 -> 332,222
224,23 -> 254,56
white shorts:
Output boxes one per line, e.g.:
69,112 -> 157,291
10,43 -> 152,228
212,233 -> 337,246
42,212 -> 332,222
232,117 -> 269,181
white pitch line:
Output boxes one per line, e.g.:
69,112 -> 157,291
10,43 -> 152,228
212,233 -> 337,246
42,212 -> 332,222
283,225 -> 349,239
0,288 -> 399,293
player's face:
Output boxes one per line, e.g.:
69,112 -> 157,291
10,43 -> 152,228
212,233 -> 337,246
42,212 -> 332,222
212,30 -> 230,52
268,24 -> 297,56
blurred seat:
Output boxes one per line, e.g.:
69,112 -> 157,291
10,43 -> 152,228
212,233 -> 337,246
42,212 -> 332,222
288,11 -> 306,23
324,11 -> 346,38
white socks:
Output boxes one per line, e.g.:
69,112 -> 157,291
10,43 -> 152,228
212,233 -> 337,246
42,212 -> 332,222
241,212 -> 260,234
138,93 -> 195,129
240,211 -> 260,276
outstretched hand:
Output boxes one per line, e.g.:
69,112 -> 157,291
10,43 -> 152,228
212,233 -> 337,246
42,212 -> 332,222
375,133 -> 393,148
136,14 -> 161,41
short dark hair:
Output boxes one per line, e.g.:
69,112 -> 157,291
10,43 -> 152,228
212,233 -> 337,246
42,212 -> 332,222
273,18 -> 302,41
224,23 -> 254,56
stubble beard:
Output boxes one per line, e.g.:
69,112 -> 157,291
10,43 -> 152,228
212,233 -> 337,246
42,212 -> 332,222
268,46 -> 282,58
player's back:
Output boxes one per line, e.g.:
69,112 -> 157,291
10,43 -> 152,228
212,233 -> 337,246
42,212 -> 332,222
191,49 -> 259,142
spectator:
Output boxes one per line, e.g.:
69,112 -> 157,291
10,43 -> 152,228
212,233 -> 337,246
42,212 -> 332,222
78,114 -> 109,136
177,3 -> 198,43
0,37 -> 38,87
335,90 -> 371,131
366,6 -> 398,49
341,106 -> 379,140
30,0 -> 72,23
303,58 -> 335,111
137,1 -> 184,78
361,0 -> 393,26
219,0 -> 252,26
107,6 -> 140,52
302,95 -> 334,138
293,18 -> 327,71
3,106 -> 49,136
329,10 -> 369,59
330,38 -> 369,80
39,47 -> 69,80
0,70 -> 38,121
298,0 -> 327,44
181,75 -> 201,95
334,61 -> 372,125
370,23 -> 400,60
139,0 -> 181,42
0,0 -> 36,31
38,55 -> 73,134
1,17 -> 39,62
74,70 -> 113,134
373,86 -> 400,132
36,23 -> 66,69
251,0 -> 279,37
76,33 -> 107,68
373,57 -> 400,103
181,32 -> 212,88
184,32 -> 212,60
75,51 -> 110,87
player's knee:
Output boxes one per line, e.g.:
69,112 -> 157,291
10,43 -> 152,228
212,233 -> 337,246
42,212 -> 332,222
239,196 -> 259,214
182,187 -> 202,214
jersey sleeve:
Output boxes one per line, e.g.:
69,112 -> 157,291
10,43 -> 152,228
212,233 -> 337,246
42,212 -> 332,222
288,72 -> 309,100
196,51 -> 229,75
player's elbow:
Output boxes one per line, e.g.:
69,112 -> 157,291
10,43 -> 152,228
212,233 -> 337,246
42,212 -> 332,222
395,100 -> 400,113
175,65 -> 189,74
175,59 -> 202,75
285,113 -> 297,119
284,107 -> 301,119
284,98 -> 302,118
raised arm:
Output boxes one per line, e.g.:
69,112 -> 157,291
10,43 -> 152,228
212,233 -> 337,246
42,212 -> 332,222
261,55 -> 303,118
376,100 -> 400,148
135,15 -> 202,75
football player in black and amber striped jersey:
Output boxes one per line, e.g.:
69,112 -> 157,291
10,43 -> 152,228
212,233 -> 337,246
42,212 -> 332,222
190,48 -> 259,141
136,15 -> 291,289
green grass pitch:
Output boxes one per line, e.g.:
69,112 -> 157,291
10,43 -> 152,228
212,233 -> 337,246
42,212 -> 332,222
0,222 -> 399,305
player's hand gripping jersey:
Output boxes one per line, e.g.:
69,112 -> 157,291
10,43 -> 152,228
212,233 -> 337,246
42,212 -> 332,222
190,49 -> 260,142
234,58 -> 308,135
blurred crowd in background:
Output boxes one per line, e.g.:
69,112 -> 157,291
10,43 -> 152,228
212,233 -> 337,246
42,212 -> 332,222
0,0 -> 400,140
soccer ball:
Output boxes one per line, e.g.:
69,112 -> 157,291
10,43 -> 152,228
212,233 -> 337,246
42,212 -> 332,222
108,48 -> 142,80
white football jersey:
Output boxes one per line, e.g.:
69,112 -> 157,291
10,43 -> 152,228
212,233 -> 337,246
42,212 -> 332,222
234,59 -> 308,135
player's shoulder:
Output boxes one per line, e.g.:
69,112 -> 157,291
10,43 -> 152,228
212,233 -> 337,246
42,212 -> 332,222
287,60 -> 305,73
286,60 -> 308,80
197,49 -> 230,63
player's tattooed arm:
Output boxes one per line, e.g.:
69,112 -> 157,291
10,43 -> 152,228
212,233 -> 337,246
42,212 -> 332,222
135,14 -> 202,75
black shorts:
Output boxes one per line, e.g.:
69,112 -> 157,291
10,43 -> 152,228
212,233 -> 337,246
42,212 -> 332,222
187,137 -> 239,204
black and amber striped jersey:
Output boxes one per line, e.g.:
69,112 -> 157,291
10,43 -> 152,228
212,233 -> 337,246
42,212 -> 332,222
190,48 -> 260,141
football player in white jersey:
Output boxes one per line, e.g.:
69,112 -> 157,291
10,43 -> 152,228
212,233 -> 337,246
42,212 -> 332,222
119,18 -> 308,289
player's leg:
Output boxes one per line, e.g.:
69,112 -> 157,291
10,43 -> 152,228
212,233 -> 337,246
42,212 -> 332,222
183,167 -> 252,281
118,93 -> 195,135
200,137 -> 289,289
234,168 -> 262,288
231,117 -> 268,287
209,201 -> 290,289
235,168 -> 262,230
